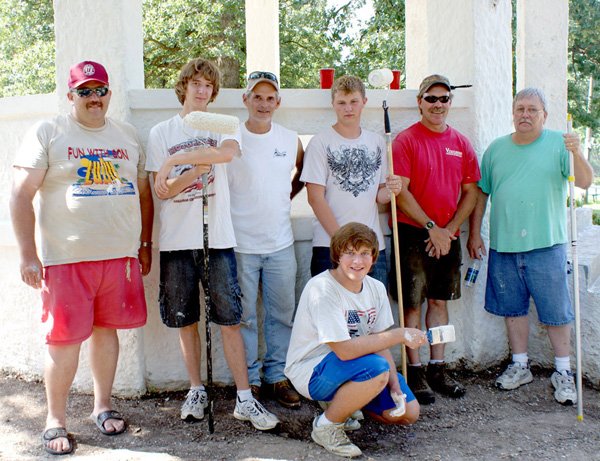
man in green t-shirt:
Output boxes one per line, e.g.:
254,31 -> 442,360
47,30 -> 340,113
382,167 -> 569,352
468,87 -> 593,405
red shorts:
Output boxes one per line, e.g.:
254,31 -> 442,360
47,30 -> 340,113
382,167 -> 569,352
41,257 -> 147,345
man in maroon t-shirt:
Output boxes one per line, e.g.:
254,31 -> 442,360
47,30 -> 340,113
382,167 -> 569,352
391,74 -> 480,404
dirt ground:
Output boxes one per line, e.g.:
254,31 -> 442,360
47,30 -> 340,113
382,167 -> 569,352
1,366 -> 599,461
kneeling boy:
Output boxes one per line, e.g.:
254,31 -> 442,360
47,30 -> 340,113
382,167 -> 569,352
285,222 -> 427,458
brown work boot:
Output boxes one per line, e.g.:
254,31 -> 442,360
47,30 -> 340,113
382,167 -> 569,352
407,365 -> 435,404
267,379 -> 301,409
426,362 -> 466,398
250,384 -> 262,400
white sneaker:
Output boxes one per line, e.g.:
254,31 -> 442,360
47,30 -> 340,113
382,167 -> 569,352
495,362 -> 533,390
311,416 -> 362,458
551,370 -> 578,405
233,396 -> 280,431
318,401 -> 362,431
180,388 -> 208,420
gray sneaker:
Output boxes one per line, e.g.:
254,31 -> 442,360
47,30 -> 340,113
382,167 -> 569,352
551,370 -> 577,405
495,362 -> 533,390
180,388 -> 208,420
233,396 -> 280,431
311,416 -> 362,458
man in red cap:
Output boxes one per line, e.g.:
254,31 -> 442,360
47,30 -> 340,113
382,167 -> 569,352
10,60 -> 153,455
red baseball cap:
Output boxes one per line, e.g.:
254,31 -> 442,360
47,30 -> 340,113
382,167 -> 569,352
68,61 -> 109,89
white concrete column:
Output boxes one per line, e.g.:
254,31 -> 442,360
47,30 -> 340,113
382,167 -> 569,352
516,0 -> 569,131
245,0 -> 280,80
405,0 -> 513,151
53,0 -> 145,121
404,0 -> 513,366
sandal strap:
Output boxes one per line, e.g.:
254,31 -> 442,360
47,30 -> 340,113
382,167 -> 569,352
97,410 -> 124,428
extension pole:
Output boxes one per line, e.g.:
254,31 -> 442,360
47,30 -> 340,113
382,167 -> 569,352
567,114 -> 583,421
202,173 -> 215,433
383,100 -> 407,379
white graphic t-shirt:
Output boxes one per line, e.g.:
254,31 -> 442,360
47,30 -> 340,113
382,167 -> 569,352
13,114 -> 147,266
146,114 -> 241,250
284,270 -> 393,398
301,127 -> 387,249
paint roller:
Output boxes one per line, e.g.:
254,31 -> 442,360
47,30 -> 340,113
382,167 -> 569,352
427,325 -> 456,345
183,111 -> 240,134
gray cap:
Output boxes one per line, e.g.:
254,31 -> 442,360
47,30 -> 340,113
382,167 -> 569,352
417,74 -> 451,98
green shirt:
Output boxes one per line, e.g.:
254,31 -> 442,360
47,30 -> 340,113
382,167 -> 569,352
479,129 -> 569,253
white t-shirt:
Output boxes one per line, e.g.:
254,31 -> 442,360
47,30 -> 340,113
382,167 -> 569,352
284,270 -> 393,399
13,114 -> 147,266
146,114 -> 241,250
228,122 -> 297,254
300,127 -> 387,250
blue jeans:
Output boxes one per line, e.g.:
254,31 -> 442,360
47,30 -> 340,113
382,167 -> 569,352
311,246 -> 388,288
236,245 -> 297,385
485,244 -> 573,326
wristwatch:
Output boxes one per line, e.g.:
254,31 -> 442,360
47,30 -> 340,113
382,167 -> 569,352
424,220 -> 435,230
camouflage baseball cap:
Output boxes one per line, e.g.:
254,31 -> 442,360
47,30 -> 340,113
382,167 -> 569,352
417,74 -> 451,98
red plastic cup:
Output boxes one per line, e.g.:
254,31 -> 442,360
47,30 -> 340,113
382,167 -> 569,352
319,68 -> 335,89
391,70 -> 401,90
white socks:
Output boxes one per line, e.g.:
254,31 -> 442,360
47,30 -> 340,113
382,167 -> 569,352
237,389 -> 252,402
555,356 -> 571,374
512,353 -> 528,367
317,412 -> 334,427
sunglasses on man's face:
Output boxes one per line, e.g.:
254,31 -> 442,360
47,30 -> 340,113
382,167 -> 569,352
422,94 -> 452,104
70,86 -> 109,98
247,71 -> 278,83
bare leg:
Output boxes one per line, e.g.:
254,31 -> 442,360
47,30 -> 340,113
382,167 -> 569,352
179,323 -> 203,387
89,327 -> 124,434
44,343 -> 80,453
426,299 -> 449,361
505,316 -> 530,355
378,399 -> 420,425
220,324 -> 250,390
404,305 -> 422,364
548,324 -> 572,358
325,372 -> 389,423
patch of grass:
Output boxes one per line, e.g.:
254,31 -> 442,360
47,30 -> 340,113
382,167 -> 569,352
593,209 -> 600,226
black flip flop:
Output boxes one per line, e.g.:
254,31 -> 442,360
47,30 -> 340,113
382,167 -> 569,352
93,410 -> 127,436
42,427 -> 74,455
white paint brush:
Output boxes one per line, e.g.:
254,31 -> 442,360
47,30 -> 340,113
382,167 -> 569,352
427,325 -> 456,345
183,111 -> 240,135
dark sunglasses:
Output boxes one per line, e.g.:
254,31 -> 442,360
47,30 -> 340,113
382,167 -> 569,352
422,94 -> 452,104
70,86 -> 109,98
248,71 -> 278,83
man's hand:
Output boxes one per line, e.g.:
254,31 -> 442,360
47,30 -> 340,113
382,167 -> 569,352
467,232 -> 487,260
424,226 -> 456,259
385,174 -> 403,197
138,247 -> 152,276
563,132 -> 581,154
20,256 -> 43,289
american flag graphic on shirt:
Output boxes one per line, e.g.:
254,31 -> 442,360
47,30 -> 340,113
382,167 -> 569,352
347,307 -> 377,337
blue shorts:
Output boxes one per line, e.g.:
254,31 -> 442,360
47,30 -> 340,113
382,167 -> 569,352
308,352 -> 416,415
159,248 -> 243,327
311,246 -> 388,288
485,244 -> 573,326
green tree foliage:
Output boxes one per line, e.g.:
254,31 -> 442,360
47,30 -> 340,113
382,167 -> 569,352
142,0 -> 245,89
338,0 -> 406,84
0,0 -> 55,97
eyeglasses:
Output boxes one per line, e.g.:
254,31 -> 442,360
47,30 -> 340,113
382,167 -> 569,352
341,250 -> 373,259
514,107 -> 543,116
70,86 -> 109,98
248,71 -> 278,83
422,94 -> 452,104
